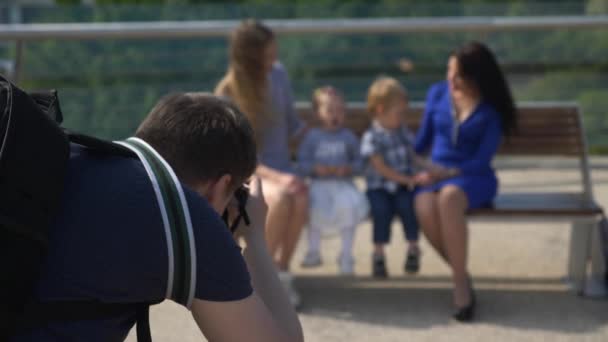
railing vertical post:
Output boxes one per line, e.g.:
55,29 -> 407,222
8,3 -> 22,83
12,39 -> 22,83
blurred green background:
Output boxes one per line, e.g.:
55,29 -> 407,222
1,0 -> 607,152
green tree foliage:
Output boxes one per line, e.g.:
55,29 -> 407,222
4,0 -> 607,150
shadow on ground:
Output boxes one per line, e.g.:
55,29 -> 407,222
296,275 -> 607,333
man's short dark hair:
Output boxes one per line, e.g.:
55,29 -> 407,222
136,93 -> 257,189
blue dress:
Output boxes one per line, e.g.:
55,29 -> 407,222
414,82 -> 502,209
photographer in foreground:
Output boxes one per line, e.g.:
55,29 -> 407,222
12,93 -> 303,342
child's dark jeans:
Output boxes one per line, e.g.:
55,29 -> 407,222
367,186 -> 419,244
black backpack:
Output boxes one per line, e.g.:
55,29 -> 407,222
0,76 -> 196,341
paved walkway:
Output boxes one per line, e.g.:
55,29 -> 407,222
128,157 -> 608,341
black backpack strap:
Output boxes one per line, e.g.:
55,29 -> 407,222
29,89 -> 63,123
21,301 -> 138,323
16,300 -> 162,337
68,131 -> 136,158
136,304 -> 152,342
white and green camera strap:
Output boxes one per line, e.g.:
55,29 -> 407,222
116,137 -> 197,308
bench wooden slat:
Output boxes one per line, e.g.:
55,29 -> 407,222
298,103 -> 586,157
498,147 -> 582,156
502,140 -> 582,151
512,128 -> 582,136
501,137 -> 580,144
517,114 -> 579,120
469,193 -> 602,217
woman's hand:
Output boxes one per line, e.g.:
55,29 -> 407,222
434,167 -> 460,180
414,171 -> 435,187
427,163 -> 459,180
396,175 -> 416,190
427,163 -> 447,177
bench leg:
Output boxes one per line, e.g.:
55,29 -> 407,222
568,220 -> 593,295
585,219 -> 607,297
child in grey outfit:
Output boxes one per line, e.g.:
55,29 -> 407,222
298,87 -> 369,275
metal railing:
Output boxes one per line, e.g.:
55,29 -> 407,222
0,16 -> 607,41
1,15 -> 607,82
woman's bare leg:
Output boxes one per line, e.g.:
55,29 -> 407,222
437,185 -> 471,307
414,192 -> 447,261
277,189 -> 309,271
262,179 -> 294,263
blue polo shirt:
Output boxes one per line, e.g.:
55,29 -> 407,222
12,145 -> 252,341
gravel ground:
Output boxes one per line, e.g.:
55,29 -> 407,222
127,157 -> 608,341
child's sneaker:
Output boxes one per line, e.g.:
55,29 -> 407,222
372,253 -> 388,278
404,248 -> 420,274
301,251 -> 322,268
338,255 -> 355,275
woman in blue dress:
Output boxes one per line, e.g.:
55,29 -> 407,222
414,42 -> 517,322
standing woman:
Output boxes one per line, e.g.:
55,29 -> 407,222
414,42 -> 516,322
215,20 -> 309,308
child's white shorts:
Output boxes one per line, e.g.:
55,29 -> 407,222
309,179 -> 369,235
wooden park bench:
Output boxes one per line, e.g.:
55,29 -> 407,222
295,101 -> 605,295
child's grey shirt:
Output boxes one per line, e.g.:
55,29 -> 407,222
297,127 -> 363,179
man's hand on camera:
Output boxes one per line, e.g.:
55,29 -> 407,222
232,176 -> 268,243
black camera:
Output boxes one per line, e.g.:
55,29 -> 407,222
222,185 -> 251,233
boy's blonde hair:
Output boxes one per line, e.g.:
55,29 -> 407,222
311,86 -> 343,112
366,76 -> 408,114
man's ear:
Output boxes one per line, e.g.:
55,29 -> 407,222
210,174 -> 233,201
207,174 -> 233,214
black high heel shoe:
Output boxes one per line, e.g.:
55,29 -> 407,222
452,277 -> 476,322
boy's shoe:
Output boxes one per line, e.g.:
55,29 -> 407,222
372,254 -> 388,278
301,251 -> 322,268
278,271 -> 301,309
404,248 -> 420,274
338,255 -> 355,275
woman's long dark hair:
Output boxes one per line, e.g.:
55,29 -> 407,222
452,41 -> 517,136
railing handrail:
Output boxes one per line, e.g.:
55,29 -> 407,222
0,16 -> 607,41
